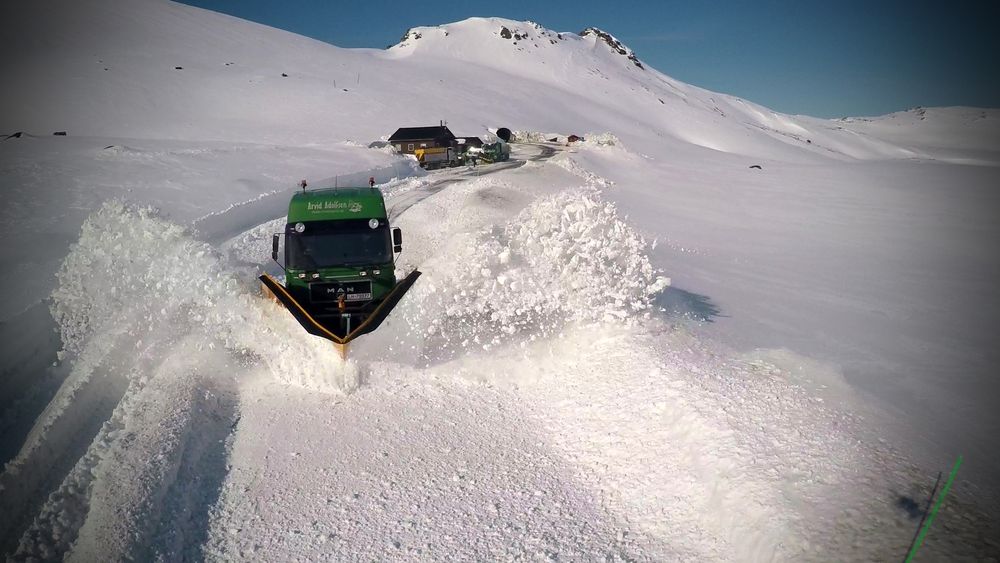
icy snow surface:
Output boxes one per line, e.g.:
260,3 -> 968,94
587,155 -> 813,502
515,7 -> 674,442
2,0 -> 999,560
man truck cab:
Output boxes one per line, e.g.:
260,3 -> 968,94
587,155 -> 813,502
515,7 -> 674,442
259,187 -> 420,358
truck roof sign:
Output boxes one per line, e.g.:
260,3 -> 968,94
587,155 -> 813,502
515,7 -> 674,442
288,187 -> 387,222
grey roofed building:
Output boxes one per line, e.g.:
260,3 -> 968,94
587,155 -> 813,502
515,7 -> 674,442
457,136 -> 483,148
387,126 -> 457,154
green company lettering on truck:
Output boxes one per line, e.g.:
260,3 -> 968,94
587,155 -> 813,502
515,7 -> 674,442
259,187 -> 421,358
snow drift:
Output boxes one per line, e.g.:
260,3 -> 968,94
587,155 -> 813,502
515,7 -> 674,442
396,187 -> 668,361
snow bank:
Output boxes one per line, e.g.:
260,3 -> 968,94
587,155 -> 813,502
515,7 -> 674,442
580,132 -> 622,147
511,130 -> 560,143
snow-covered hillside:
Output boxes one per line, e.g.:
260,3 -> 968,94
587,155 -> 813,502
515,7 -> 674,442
4,0 -> 997,162
2,0 -> 999,560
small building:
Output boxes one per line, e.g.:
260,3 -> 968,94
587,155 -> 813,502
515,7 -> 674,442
388,126 -> 457,155
457,137 -> 483,150
567,134 -> 584,143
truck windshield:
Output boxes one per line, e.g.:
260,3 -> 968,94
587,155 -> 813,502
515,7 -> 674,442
286,226 -> 392,269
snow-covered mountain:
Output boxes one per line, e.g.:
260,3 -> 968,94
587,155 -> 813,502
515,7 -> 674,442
2,0 -> 999,560
4,0 -> 997,161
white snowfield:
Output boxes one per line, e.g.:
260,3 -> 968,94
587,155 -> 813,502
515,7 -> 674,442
1,0 -> 999,560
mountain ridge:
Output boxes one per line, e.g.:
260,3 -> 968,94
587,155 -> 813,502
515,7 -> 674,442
1,1 -> 996,163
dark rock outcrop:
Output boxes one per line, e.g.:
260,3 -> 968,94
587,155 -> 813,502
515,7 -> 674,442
580,27 -> 643,69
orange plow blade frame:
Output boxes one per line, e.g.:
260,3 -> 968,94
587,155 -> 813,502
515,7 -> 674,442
260,271 -> 421,358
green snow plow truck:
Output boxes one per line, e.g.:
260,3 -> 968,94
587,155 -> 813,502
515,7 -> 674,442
478,139 -> 510,163
260,186 -> 420,359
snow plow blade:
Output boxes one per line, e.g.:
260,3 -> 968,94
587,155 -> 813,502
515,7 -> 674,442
259,270 -> 421,347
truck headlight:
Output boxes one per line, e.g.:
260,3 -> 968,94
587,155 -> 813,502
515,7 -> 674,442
369,218 -> 379,229
295,222 -> 305,233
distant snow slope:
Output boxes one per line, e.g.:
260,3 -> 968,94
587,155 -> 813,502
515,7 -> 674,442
2,0 -> 999,560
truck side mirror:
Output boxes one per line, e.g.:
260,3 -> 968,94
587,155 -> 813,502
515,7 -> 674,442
392,227 -> 402,253
272,233 -> 280,261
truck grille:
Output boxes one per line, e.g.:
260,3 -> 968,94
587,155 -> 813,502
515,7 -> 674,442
309,280 -> 373,304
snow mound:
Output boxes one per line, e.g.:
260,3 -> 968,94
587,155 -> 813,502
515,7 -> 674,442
400,188 -> 669,359
580,132 -> 623,147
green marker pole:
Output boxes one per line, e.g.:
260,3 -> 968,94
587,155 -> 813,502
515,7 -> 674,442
904,455 -> 963,563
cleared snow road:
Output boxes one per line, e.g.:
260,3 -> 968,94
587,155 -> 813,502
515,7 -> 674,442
387,142 -> 557,219
191,142 -> 556,244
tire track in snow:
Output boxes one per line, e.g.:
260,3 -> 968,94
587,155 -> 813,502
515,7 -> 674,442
65,344 -> 237,562
0,371 -> 127,558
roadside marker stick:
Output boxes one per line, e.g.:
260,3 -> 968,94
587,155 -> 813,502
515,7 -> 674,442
903,471 -> 941,562
903,455 -> 963,562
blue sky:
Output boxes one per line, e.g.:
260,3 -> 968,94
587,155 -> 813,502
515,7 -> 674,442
178,0 -> 998,118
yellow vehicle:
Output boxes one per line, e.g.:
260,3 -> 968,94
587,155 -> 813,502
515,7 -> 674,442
414,146 -> 459,169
